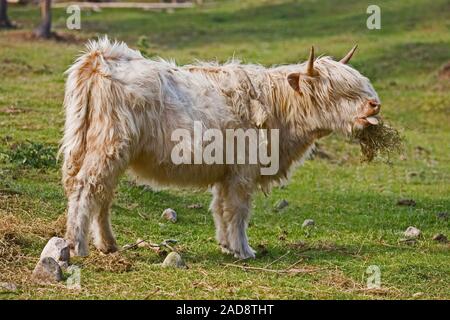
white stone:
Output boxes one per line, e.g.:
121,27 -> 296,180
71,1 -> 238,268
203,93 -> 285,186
32,257 -> 63,283
0,282 -> 17,292
40,237 -> 70,268
404,226 -> 421,239
161,208 -> 177,223
162,252 -> 185,268
275,199 -> 289,211
302,219 -> 315,228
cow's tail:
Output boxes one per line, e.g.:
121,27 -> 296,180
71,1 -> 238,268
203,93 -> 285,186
59,36 -> 141,192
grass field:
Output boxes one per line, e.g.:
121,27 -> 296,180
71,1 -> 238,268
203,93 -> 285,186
0,0 -> 449,299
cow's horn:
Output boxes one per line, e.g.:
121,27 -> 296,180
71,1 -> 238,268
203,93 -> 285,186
340,45 -> 358,64
307,46 -> 315,76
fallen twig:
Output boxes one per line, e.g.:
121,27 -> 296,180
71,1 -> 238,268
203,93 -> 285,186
223,260 -> 318,274
137,212 -> 149,220
263,251 -> 290,269
121,239 -> 178,252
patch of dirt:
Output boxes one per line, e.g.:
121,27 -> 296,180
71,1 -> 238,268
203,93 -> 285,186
0,106 -> 28,115
397,199 -> 417,207
3,30 -> 87,45
434,61 -> 450,92
0,58 -> 33,76
438,61 -> 450,80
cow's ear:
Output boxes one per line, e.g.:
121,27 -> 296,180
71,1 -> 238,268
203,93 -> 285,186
287,72 -> 301,92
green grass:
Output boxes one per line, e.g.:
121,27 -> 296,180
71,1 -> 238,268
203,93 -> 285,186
0,0 -> 449,299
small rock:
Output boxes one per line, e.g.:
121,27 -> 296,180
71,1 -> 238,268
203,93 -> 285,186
162,252 -> 186,269
256,244 -> 269,256
412,292 -> 424,298
404,226 -> 421,239
40,237 -> 70,269
136,238 -> 148,248
187,203 -> 203,209
0,282 -> 17,292
407,171 -> 419,178
437,212 -> 448,220
302,219 -> 315,228
432,233 -> 448,243
274,199 -> 289,211
397,199 -> 416,207
32,257 -> 63,283
278,230 -> 288,241
161,208 -> 177,223
122,243 -> 134,250
438,61 -> 450,80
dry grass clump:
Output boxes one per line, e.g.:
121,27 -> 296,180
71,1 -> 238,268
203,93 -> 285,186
82,252 -> 134,273
0,215 -> 31,286
353,122 -> 404,162
0,212 -> 67,283
0,215 -> 27,261
317,269 -> 401,298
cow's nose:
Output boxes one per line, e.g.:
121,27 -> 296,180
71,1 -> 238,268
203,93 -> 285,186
368,100 -> 381,113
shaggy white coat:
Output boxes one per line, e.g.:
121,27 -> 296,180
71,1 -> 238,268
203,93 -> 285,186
61,38 -> 380,258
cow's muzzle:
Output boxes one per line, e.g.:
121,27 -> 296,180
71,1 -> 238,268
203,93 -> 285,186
355,99 -> 381,128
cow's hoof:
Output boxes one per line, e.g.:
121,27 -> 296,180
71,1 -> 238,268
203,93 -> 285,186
220,244 -> 232,255
71,242 -> 89,257
232,246 -> 256,260
97,243 -> 118,254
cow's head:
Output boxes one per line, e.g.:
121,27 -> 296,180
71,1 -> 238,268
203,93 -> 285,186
287,46 -> 381,136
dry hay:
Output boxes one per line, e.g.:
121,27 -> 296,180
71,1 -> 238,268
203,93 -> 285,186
81,252 -> 134,273
0,215 -> 26,265
318,268 -> 401,298
0,212 -> 67,286
0,215 -> 33,286
353,121 -> 404,163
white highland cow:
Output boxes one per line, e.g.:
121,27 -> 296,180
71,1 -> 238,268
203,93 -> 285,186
61,38 -> 381,259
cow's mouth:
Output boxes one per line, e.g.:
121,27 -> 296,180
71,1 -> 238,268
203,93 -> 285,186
356,115 -> 380,126
354,100 -> 381,130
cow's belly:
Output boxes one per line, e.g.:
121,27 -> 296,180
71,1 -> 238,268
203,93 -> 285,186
128,153 -> 228,188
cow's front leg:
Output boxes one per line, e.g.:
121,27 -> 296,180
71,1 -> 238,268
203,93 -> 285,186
222,183 -> 256,259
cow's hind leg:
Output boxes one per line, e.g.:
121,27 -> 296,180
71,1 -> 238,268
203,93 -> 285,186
210,184 -> 231,254
64,150 -> 127,256
222,183 -> 255,259
91,201 -> 118,254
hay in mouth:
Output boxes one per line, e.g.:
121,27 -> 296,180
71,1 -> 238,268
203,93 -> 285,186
353,121 -> 404,163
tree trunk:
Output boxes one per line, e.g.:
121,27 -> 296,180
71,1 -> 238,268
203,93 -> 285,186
34,0 -> 52,38
0,0 -> 13,28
